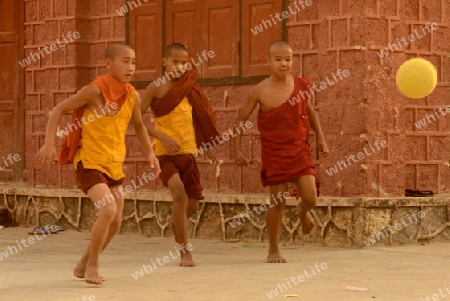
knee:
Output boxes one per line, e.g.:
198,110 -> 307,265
99,203 -> 117,221
300,194 -> 316,209
109,219 -> 122,233
171,185 -> 188,203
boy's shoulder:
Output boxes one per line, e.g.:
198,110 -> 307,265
148,80 -> 172,99
251,77 -> 271,94
78,84 -> 102,100
86,83 -> 102,92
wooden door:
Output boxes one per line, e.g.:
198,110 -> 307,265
0,0 -> 24,183
129,0 -> 163,81
242,0 -> 282,77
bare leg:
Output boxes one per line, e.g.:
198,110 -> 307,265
168,198 -> 198,244
72,184 -> 121,284
266,183 -> 288,263
73,186 -> 123,279
73,186 -> 124,280
294,175 -> 316,235
167,174 -> 195,267
186,198 -> 199,218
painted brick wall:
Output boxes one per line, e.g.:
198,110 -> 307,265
362,0 -> 450,197
285,0 -> 450,197
25,0 -> 125,188
25,0 -> 450,197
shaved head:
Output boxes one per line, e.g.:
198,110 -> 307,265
164,43 -> 188,58
105,43 -> 132,60
269,41 -> 293,56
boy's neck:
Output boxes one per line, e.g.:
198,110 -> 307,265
271,74 -> 292,83
106,72 -> 128,83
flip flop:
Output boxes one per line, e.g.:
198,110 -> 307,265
28,226 -> 52,235
44,224 -> 59,234
56,224 -> 65,232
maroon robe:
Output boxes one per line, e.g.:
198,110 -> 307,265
258,77 -> 316,186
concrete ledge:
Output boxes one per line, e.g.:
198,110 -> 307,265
1,185 -> 450,247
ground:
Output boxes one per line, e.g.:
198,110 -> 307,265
0,227 -> 448,301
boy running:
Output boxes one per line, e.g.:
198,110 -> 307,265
35,43 -> 160,284
233,41 -> 329,263
141,43 -> 220,267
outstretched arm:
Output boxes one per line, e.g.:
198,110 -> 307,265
35,85 -> 98,167
306,96 -> 329,154
233,87 -> 260,166
131,92 -> 161,177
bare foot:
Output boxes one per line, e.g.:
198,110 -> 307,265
84,265 -> 103,285
73,261 -> 85,278
179,252 -> 196,267
266,251 -> 287,263
298,208 -> 315,235
73,263 -> 105,281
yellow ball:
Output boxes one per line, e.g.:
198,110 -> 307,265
396,58 -> 437,99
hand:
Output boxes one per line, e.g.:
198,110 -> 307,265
317,137 -> 330,154
206,149 -> 218,165
35,143 -> 57,168
147,151 -> 161,178
159,134 -> 180,154
233,150 -> 249,166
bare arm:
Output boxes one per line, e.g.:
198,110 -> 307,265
140,82 -> 180,154
306,96 -> 329,153
140,83 -> 165,141
306,97 -> 324,139
233,86 -> 260,166
131,92 -> 161,176
35,85 -> 99,167
45,85 -> 98,145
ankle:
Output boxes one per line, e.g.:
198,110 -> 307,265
86,260 -> 99,267
268,247 -> 280,253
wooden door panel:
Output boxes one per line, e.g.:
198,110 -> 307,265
129,0 -> 163,81
0,0 -> 20,182
242,0 -> 282,77
202,0 -> 239,78
166,0 -> 201,60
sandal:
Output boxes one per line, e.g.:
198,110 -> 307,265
44,224 -> 59,234
55,224 -> 65,232
28,226 -> 52,235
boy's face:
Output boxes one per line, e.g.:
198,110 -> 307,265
106,47 -> 136,83
268,47 -> 293,77
163,49 -> 189,79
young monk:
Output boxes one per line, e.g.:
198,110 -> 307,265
141,43 -> 219,267
35,43 -> 160,284
233,41 -> 329,263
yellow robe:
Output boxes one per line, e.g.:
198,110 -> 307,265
152,96 -> 197,156
73,90 -> 136,180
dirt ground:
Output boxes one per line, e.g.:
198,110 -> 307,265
0,227 -> 449,301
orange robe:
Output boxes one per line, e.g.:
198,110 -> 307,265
258,77 -> 316,186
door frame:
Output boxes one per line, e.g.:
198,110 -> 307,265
13,0 -> 24,183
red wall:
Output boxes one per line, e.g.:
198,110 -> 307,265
24,0 -> 450,197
